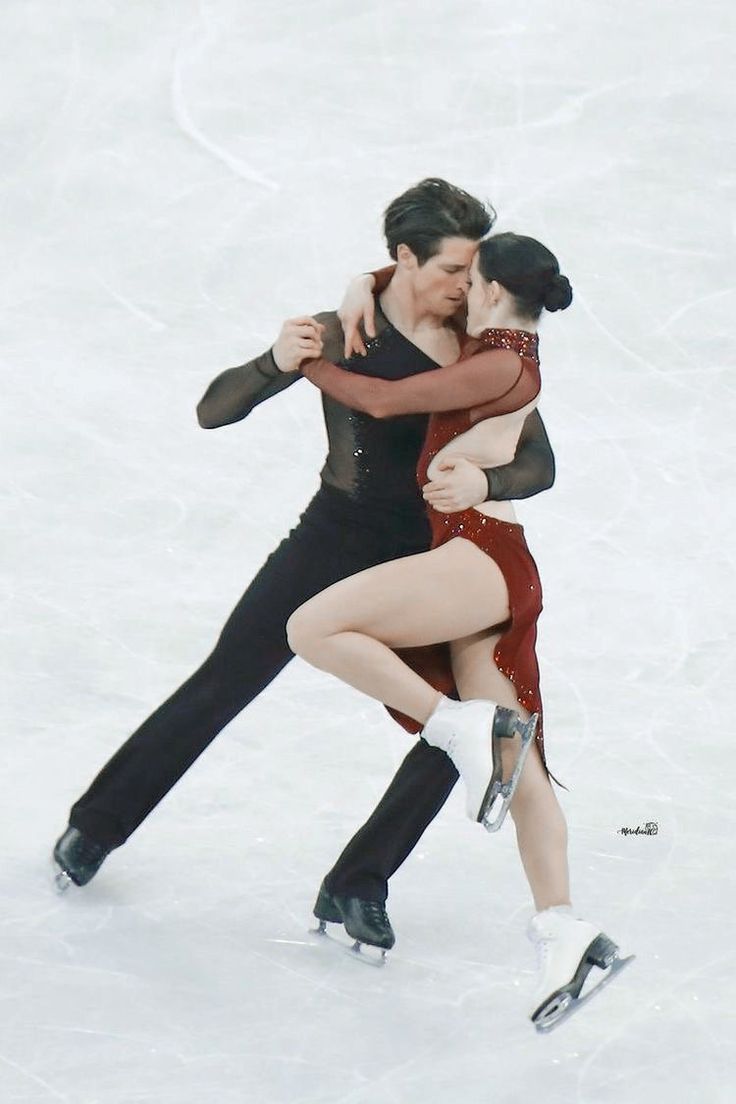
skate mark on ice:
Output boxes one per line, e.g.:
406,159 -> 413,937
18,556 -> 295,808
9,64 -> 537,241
574,288 -> 699,399
243,940 -> 353,998
92,274 -> 169,332
267,938 -> 316,946
0,949 -> 139,984
309,922 -> 387,968
573,949 -> 735,1102
655,284 -> 736,335
0,1052 -> 71,1102
171,15 -> 278,192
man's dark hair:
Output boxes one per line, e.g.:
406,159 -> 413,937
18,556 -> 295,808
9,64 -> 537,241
383,178 -> 496,264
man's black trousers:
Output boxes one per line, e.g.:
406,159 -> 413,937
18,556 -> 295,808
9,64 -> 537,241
69,487 -> 459,900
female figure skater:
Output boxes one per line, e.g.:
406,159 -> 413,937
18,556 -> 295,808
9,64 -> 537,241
285,233 -> 631,1030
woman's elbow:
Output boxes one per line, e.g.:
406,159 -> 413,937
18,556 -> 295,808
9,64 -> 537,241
367,400 -> 393,419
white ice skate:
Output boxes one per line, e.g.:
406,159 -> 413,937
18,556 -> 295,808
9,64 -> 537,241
527,907 -> 635,1032
423,697 -> 537,832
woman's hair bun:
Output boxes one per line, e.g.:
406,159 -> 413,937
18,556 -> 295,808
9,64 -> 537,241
544,274 -> 573,312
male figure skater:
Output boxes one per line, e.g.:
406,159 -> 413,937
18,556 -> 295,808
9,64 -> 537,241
54,179 -> 555,949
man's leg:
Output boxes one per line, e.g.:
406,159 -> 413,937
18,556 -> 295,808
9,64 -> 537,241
323,739 -> 458,902
67,496 -> 369,850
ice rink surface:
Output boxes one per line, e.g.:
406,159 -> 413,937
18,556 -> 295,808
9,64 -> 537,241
3,1 -> 735,1101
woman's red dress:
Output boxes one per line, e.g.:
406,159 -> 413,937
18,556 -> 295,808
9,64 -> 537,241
302,326 -> 559,785
386,328 -> 553,782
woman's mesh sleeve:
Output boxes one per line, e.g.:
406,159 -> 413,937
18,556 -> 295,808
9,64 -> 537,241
300,348 -> 540,419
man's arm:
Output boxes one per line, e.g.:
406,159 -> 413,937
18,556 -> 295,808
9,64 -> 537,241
196,312 -> 344,429
421,410 -> 555,512
483,408 -> 555,501
197,349 -> 301,428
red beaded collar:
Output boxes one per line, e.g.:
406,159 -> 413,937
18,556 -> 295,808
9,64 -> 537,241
478,328 -> 539,359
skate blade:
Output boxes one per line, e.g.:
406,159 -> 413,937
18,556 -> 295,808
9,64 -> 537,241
534,953 -> 635,1034
479,713 -> 538,833
310,921 -> 388,968
51,857 -> 74,894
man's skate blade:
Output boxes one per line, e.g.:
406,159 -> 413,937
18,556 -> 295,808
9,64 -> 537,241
534,953 -> 635,1034
54,870 -> 74,894
350,939 -> 388,966
51,857 -> 74,894
479,713 -> 538,832
309,922 -> 387,968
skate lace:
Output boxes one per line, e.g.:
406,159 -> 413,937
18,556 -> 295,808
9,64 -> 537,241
533,934 -> 551,974
76,836 -> 106,864
364,902 -> 390,926
445,732 -> 459,760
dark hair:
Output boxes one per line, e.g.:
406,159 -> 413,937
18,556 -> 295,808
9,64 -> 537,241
477,232 -> 573,320
383,178 -> 496,264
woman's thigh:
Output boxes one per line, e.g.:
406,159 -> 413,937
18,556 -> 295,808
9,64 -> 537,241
290,537 -> 510,649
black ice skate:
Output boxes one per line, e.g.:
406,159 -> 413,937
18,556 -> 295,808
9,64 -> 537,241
52,827 -> 110,892
312,881 -> 395,964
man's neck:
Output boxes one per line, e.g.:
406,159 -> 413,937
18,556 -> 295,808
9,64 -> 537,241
379,271 -> 448,334
378,271 -> 462,367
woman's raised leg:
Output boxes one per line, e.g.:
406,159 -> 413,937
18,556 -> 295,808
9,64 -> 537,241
286,536 -> 511,723
287,537 -> 534,824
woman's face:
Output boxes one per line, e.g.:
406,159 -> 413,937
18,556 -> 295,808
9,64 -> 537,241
465,256 -> 490,336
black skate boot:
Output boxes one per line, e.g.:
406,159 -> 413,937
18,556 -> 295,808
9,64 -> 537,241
53,827 -> 110,892
313,881 -> 395,960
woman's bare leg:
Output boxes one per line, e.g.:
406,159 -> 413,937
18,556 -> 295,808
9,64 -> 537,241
286,537 -> 511,724
451,631 -> 570,911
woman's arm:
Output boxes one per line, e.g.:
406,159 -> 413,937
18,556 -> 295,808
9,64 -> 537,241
338,265 -> 396,357
339,262 -> 467,357
300,347 -> 539,419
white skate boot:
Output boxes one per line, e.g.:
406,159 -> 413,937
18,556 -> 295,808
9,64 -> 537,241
422,697 -> 537,832
527,906 -> 634,1032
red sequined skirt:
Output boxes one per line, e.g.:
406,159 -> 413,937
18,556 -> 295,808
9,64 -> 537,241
389,508 -> 556,783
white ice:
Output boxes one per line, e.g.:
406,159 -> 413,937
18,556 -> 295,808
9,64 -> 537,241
2,1 -> 735,1101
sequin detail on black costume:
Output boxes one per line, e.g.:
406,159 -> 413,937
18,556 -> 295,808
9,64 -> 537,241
318,323 -> 442,530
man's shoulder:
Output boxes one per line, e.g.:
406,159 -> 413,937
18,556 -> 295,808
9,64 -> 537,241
313,309 -> 340,326
312,310 -> 344,363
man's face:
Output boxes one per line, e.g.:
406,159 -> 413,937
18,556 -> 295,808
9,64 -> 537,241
466,254 -> 489,336
403,236 -> 478,318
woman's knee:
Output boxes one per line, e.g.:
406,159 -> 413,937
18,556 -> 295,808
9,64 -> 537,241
285,605 -> 313,657
286,599 -> 334,658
